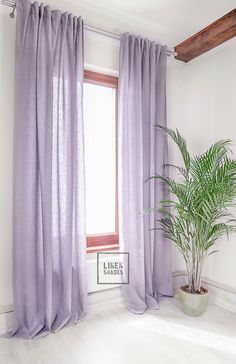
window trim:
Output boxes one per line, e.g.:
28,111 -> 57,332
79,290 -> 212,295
84,70 -> 119,253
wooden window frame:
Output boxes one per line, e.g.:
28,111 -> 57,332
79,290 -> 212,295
84,70 -> 119,254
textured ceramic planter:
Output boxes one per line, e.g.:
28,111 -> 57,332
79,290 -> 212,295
178,286 -> 209,316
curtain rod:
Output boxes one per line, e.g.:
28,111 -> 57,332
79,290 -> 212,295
1,0 -> 177,57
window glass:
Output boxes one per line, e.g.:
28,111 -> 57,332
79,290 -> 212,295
84,83 -> 116,235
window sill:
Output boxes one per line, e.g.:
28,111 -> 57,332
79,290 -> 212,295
86,233 -> 119,254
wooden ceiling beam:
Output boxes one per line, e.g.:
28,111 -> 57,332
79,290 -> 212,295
175,8 -> 236,63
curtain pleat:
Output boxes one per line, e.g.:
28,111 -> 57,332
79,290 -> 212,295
12,0 -> 87,338
119,33 -> 173,313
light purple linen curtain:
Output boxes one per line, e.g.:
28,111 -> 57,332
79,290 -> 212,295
119,33 -> 173,313
12,0 -> 87,338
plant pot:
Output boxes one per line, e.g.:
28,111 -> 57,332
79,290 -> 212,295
178,285 -> 209,317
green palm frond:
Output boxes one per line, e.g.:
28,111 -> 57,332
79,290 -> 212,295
147,127 -> 236,293
155,124 -> 191,176
164,163 -> 189,180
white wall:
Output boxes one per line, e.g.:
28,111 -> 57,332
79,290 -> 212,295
0,7 -> 15,309
84,30 -> 119,75
205,44 -> 236,289
167,40 -> 236,289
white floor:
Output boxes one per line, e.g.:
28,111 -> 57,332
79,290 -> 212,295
0,292 -> 236,364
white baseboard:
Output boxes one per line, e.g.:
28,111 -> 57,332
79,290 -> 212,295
1,272 -> 235,334
0,310 -> 13,335
0,288 -> 124,335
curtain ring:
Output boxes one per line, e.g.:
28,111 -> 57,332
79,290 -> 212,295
9,5 -> 16,19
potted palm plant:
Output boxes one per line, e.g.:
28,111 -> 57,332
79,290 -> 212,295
147,126 -> 236,316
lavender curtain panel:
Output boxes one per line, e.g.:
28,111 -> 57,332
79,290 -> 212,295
119,33 -> 173,313
12,0 -> 87,338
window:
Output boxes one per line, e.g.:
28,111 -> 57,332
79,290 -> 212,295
84,70 -> 119,253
